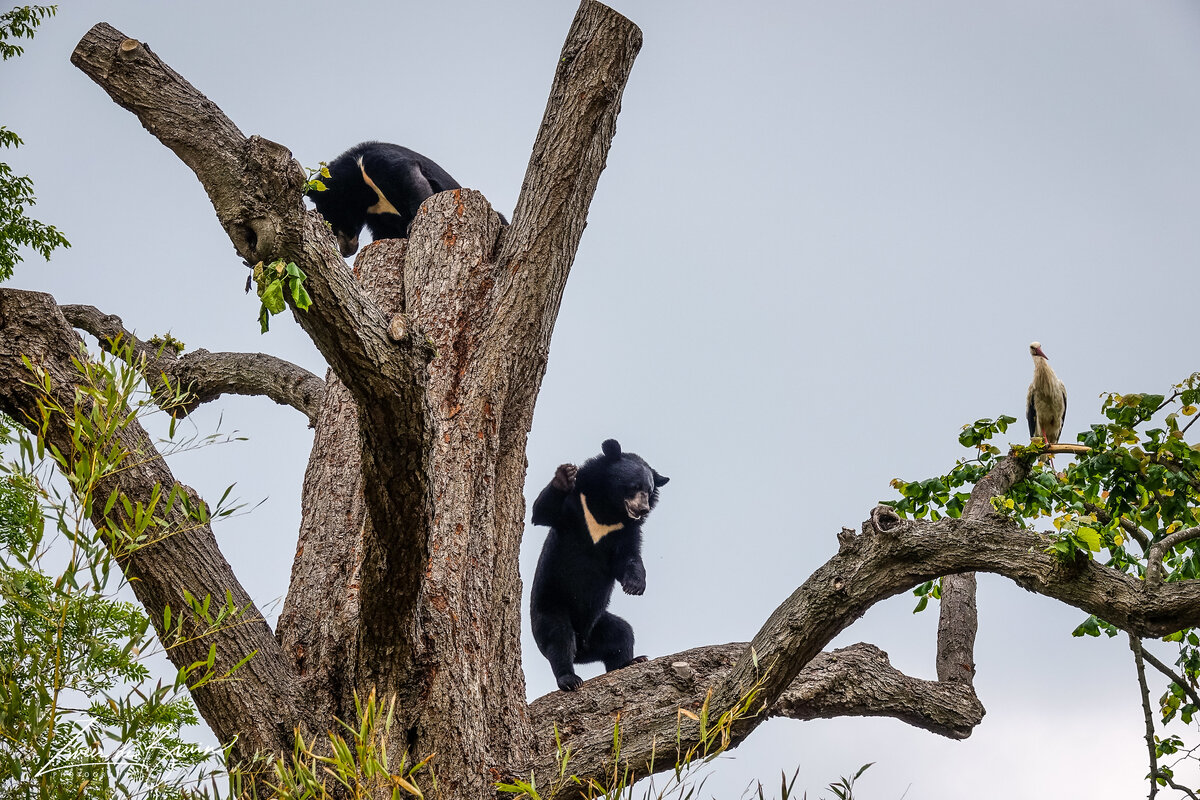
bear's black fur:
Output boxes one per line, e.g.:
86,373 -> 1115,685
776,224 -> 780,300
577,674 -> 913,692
529,439 -> 669,692
306,141 -> 463,257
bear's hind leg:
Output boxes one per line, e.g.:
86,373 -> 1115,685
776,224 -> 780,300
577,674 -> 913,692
583,612 -> 643,672
532,609 -> 583,691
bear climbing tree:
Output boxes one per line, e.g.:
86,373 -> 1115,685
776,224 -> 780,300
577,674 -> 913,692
3,2 -> 1200,798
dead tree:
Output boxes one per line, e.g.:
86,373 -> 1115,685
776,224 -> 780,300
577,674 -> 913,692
2,3 -> 1200,797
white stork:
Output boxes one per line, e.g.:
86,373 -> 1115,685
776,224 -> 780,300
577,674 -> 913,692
1026,341 -> 1067,447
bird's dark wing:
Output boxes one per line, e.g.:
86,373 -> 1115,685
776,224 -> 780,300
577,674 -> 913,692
1060,381 -> 1067,432
1026,384 -> 1037,438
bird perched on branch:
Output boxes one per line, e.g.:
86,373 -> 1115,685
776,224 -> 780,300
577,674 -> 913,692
1026,341 -> 1067,447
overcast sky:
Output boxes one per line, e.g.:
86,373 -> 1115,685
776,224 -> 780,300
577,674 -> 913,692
6,1 -> 1200,796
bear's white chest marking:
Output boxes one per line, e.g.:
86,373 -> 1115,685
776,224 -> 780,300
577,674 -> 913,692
356,157 -> 401,217
580,494 -> 624,544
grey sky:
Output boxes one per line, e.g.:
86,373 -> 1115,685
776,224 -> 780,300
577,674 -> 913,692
6,1 -> 1200,795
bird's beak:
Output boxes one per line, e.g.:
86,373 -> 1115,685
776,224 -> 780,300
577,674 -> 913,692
1035,346 -> 1047,359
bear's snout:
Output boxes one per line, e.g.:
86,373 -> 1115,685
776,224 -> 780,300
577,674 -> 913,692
625,493 -> 651,520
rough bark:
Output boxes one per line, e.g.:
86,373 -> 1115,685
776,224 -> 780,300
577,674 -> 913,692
275,237 -> 408,729
529,642 -> 985,745
935,453 -> 1028,685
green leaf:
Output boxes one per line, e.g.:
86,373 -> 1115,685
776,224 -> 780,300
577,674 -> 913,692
1076,527 -> 1101,552
293,282 -> 313,311
260,279 -> 286,314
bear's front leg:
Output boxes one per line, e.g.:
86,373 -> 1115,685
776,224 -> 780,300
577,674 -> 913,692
530,463 -> 578,528
620,558 -> 646,596
552,463 -> 577,491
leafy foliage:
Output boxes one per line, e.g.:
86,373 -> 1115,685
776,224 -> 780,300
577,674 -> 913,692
249,690 -> 433,800
0,5 -> 70,282
251,259 -> 312,333
146,332 -> 186,356
0,414 -> 215,797
304,163 -> 330,195
888,373 -> 1200,796
0,4 -> 56,60
0,339 -> 262,797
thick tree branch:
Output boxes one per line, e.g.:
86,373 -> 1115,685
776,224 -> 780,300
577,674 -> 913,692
528,643 -> 982,751
0,288 -> 302,763
521,464 -> 1200,795
70,23 -> 433,489
491,0 -> 642,423
61,303 -> 325,423
937,453 -> 1031,685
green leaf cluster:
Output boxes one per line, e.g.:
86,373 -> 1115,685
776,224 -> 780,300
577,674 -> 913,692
252,260 -> 312,333
304,163 -> 331,195
0,414 -> 215,798
262,690 -> 432,800
887,373 -> 1200,782
887,416 -> 1017,522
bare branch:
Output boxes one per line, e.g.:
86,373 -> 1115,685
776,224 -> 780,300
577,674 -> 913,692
1141,647 -> 1200,713
1162,773 -> 1200,800
522,643 -> 981,798
69,23 -> 430,444
62,303 -> 325,424
1131,634 -> 1160,800
527,643 -> 981,749
1084,501 -> 1151,553
491,0 -> 643,420
1044,443 -> 1092,456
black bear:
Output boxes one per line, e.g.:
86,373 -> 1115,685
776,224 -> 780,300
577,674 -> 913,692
306,141 -> 464,257
529,439 -> 669,692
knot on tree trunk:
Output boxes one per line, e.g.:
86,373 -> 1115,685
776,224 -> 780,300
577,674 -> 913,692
867,505 -> 907,537
836,526 -> 858,552
233,135 -> 308,263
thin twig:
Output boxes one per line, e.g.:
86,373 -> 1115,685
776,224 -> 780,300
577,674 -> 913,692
1141,648 -> 1200,713
1182,411 -> 1200,437
1161,774 -> 1200,800
1083,502 -> 1150,553
1130,633 -> 1159,800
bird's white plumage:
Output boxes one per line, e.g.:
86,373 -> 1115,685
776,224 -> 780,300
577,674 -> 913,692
1027,342 -> 1067,444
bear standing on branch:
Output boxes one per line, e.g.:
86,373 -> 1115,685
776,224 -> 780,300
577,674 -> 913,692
529,439 -> 669,691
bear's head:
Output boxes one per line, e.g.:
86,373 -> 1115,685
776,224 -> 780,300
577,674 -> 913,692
574,439 -> 669,526
306,160 -> 375,258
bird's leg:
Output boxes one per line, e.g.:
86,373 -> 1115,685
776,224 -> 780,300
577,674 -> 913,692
1038,426 -> 1055,465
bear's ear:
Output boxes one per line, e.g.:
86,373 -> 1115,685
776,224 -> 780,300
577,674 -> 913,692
601,439 -> 622,459
652,470 -> 669,487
